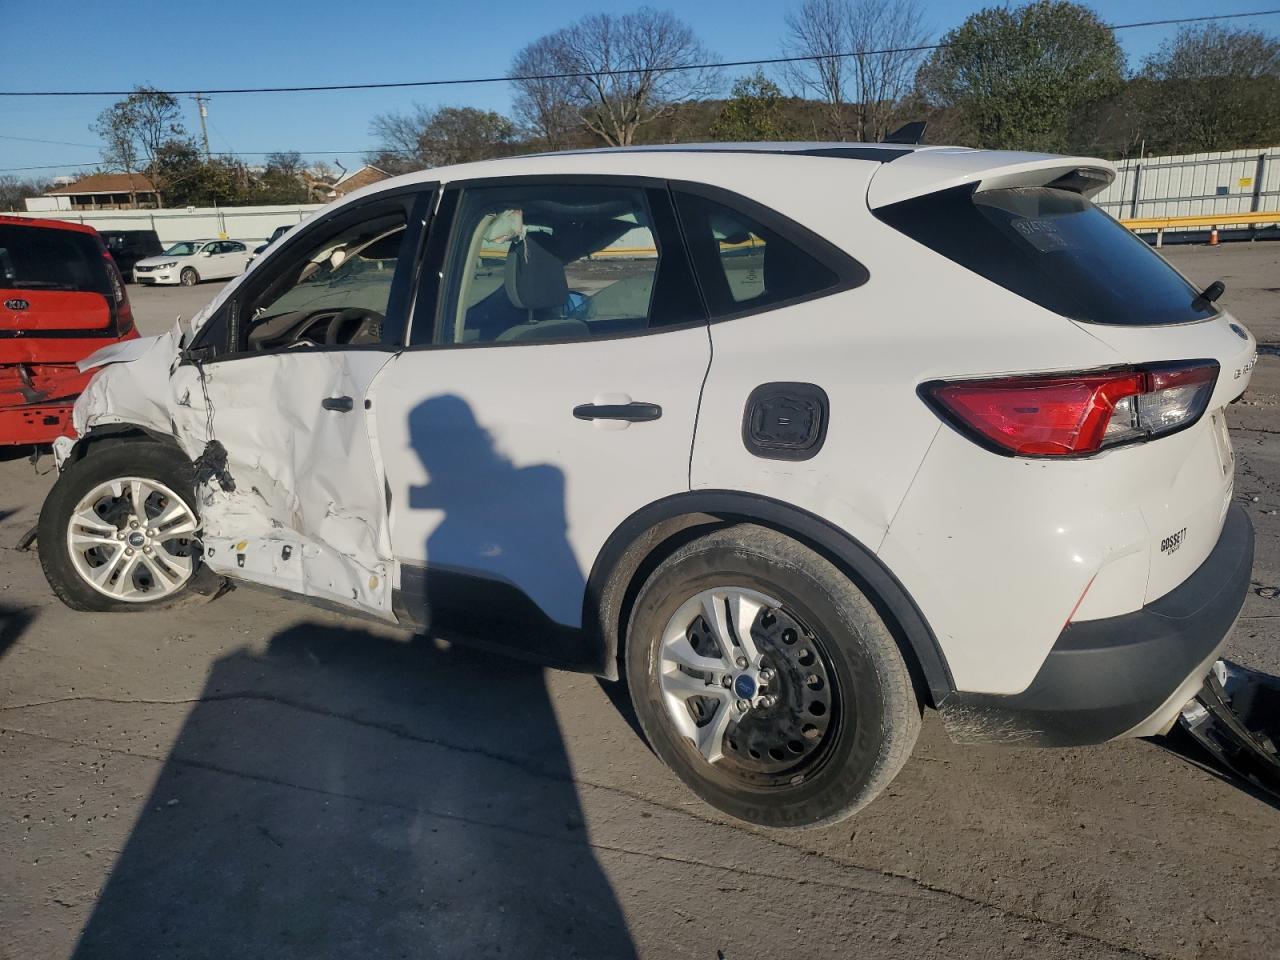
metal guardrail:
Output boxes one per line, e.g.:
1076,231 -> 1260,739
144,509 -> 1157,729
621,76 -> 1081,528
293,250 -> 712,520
1120,210 -> 1280,247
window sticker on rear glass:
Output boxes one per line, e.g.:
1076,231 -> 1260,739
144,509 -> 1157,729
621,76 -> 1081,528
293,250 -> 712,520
1010,217 -> 1070,252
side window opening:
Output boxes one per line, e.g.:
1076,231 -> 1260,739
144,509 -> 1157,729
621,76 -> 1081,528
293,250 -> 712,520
673,190 -> 845,318
239,208 -> 408,352
438,184 -> 671,346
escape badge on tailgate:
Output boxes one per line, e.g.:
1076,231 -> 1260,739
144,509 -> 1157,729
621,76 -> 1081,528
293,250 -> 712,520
1233,352 -> 1257,380
1161,527 -> 1188,556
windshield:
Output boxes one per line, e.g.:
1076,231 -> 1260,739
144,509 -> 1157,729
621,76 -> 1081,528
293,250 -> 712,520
164,242 -> 202,257
875,185 -> 1217,326
0,224 -> 111,294
254,217 -> 405,322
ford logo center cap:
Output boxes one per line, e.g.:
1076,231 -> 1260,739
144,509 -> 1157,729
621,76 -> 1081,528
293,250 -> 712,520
733,674 -> 757,700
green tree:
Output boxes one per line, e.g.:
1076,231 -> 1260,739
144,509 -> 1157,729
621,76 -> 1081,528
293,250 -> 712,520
1136,24 -> 1280,153
711,71 -> 788,141
251,151 -> 310,204
915,1 -> 1124,151
152,142 -> 246,207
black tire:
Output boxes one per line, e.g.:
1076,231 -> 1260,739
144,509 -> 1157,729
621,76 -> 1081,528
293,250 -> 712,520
180,267 -> 199,286
38,441 -> 209,612
625,524 -> 920,828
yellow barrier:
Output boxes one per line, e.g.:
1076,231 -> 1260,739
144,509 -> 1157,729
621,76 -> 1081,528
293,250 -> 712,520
1120,210 -> 1280,247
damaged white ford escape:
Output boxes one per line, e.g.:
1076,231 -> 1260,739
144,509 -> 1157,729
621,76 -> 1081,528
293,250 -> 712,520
38,144 -> 1258,827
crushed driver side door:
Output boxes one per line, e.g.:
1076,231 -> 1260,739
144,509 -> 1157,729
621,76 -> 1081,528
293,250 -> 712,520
178,186 -> 434,618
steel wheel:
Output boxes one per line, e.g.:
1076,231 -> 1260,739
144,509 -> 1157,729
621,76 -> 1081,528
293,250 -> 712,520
658,586 -> 839,787
65,476 -> 199,603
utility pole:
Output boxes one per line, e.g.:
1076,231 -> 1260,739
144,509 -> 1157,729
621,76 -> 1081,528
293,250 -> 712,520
192,94 -> 211,159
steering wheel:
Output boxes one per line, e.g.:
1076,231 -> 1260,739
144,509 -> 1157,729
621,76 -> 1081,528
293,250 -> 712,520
324,307 -> 385,346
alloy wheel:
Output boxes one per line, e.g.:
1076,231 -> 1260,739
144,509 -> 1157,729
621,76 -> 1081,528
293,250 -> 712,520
65,476 -> 198,602
657,586 -> 840,787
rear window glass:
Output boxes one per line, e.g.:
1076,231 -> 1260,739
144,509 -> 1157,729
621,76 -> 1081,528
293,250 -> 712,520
673,191 -> 841,317
875,185 -> 1217,326
0,224 -> 110,295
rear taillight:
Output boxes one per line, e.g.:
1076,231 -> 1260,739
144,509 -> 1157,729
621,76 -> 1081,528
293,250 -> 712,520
104,256 -> 126,305
922,361 -> 1219,456
102,254 -> 134,336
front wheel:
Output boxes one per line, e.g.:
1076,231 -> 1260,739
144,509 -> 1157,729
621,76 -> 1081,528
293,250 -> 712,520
626,524 -> 921,828
38,442 -> 205,612
180,267 -> 199,286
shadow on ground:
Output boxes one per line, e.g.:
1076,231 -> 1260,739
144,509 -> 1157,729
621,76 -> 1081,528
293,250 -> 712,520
71,624 -> 637,959
0,603 -> 33,662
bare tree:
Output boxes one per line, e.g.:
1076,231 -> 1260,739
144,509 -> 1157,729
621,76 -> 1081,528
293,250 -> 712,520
369,105 -> 521,173
509,35 -> 580,149
783,0 -> 929,141
0,175 -> 50,212
92,86 -> 189,205
782,0 -> 852,139
368,105 -> 433,173
510,8 -> 719,147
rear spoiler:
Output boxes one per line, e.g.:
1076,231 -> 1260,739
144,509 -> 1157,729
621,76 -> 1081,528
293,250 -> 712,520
867,148 -> 1115,209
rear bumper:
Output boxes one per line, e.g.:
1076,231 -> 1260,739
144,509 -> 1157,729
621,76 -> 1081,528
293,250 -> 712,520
0,401 -> 75,445
938,504 -> 1255,746
0,359 -> 100,445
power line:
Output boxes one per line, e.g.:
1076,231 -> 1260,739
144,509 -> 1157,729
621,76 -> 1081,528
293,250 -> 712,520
0,133 -> 101,148
1,10 -> 1277,97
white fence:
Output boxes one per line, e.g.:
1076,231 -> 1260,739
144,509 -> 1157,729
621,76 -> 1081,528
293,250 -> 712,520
1093,147 -> 1280,228
6,203 -> 326,246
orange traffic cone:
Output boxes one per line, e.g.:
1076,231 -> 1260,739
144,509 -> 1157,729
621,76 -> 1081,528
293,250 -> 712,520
1209,227 -> 1220,246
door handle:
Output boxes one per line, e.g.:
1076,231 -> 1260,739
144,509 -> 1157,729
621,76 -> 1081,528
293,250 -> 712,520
322,396 -> 354,412
573,401 -> 662,422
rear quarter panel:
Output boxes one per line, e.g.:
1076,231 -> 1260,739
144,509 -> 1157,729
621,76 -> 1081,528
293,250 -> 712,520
691,179 -> 1124,569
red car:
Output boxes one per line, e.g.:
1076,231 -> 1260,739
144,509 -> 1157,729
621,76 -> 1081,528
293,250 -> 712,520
0,217 -> 138,445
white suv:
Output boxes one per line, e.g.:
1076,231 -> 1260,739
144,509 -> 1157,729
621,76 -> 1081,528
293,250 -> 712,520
38,144 -> 1258,827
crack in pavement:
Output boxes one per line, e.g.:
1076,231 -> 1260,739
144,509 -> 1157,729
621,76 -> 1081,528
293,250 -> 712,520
1,697 -> 1167,959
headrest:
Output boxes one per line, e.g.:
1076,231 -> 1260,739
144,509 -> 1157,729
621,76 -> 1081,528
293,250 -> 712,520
505,232 -> 568,312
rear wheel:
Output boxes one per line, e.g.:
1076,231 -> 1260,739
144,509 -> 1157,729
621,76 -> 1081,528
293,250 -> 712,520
38,442 -> 205,612
180,267 -> 199,286
626,524 -> 920,828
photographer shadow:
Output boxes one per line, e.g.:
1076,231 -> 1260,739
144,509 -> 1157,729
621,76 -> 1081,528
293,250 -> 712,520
72,392 -> 637,958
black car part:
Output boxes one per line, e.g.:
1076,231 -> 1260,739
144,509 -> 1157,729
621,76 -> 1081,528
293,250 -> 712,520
1179,658 -> 1280,802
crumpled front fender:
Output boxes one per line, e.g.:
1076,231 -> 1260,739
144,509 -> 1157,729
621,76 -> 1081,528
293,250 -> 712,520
55,322 -> 206,470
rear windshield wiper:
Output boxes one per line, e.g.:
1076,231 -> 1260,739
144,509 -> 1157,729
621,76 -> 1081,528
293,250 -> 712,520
1192,279 -> 1226,311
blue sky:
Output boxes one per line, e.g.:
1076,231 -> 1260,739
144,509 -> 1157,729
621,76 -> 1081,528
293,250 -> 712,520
2,0 -> 1277,179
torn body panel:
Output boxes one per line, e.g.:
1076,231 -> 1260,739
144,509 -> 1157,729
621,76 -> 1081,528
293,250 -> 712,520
65,329 -> 396,620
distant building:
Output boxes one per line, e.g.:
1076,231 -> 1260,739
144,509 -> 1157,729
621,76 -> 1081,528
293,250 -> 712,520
327,165 -> 392,199
26,173 -> 160,212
